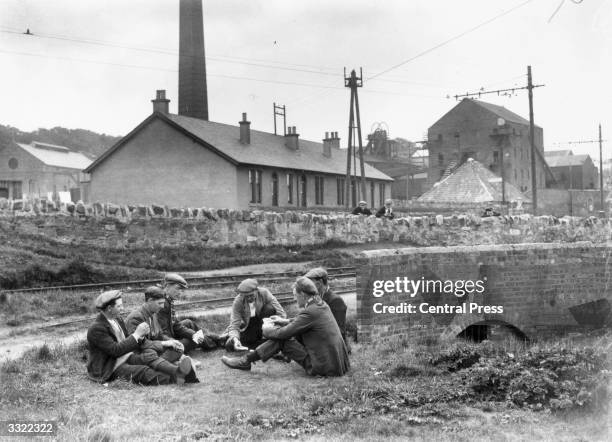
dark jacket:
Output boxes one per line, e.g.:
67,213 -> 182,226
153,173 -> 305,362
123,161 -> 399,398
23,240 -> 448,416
158,298 -> 195,340
225,287 -> 286,340
375,206 -> 395,219
86,314 -> 140,383
322,288 -> 347,339
125,306 -> 166,352
351,206 -> 372,216
265,301 -> 350,376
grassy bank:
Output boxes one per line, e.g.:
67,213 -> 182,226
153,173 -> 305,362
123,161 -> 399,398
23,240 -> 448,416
1,325 -> 609,441
0,235 -> 354,290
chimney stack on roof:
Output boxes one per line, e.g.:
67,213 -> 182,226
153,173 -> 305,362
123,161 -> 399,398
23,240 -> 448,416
239,112 -> 251,145
323,131 -> 339,157
152,90 -> 170,114
285,126 -> 299,150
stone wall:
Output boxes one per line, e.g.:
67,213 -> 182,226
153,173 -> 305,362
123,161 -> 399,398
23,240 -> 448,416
0,199 -> 611,249
355,242 -> 612,343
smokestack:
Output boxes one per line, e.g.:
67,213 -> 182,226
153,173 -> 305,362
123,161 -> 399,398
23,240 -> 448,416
239,112 -> 251,144
178,0 -> 208,120
285,126 -> 299,150
330,131 -> 340,149
151,90 -> 170,114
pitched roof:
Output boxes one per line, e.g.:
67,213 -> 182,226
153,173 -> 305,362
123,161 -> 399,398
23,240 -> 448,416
16,142 -> 92,170
469,99 -> 532,126
545,154 -> 591,168
86,113 -> 392,180
417,158 -> 529,203
544,149 -> 573,157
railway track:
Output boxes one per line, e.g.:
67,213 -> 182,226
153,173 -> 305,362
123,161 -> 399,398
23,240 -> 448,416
1,266 -> 356,294
36,286 -> 357,331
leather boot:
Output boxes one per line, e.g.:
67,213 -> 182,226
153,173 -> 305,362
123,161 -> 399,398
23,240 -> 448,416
176,355 -> 193,385
221,355 -> 251,371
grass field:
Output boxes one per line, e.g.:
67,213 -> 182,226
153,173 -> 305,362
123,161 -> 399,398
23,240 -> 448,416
1,320 -> 610,441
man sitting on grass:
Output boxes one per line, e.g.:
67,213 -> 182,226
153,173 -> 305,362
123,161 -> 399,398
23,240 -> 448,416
221,277 -> 350,376
220,278 -> 287,351
158,273 -> 221,353
87,290 -> 193,385
125,286 -> 198,383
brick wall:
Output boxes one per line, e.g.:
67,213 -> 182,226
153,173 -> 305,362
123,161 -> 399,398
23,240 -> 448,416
355,243 -> 612,343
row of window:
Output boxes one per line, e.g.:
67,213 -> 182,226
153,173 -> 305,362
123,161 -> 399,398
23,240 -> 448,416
249,169 -> 386,208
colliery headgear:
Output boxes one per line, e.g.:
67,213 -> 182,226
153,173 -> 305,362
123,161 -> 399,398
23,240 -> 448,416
144,286 -> 165,301
164,273 -> 188,289
237,278 -> 259,293
95,290 -> 123,310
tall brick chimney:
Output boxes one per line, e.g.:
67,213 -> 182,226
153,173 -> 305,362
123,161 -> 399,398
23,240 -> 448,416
330,132 -> 340,149
178,0 -> 208,120
151,90 -> 170,114
239,113 -> 251,144
285,126 -> 299,150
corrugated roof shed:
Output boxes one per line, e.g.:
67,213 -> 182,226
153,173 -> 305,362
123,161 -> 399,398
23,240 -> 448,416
16,142 -> 92,170
417,158 -> 529,203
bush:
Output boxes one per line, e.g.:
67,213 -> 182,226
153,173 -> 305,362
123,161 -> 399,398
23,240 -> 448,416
466,345 -> 611,410
428,342 -> 484,371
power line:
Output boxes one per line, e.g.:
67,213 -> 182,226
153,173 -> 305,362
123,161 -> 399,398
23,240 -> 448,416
367,0 -> 534,81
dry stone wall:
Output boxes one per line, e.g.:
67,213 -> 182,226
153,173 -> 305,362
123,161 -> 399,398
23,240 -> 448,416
0,199 -> 611,249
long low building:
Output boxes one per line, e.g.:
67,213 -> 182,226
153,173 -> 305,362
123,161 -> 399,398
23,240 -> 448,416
84,91 -> 393,210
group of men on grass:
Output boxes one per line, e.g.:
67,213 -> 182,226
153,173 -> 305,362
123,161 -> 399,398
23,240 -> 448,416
86,268 -> 350,386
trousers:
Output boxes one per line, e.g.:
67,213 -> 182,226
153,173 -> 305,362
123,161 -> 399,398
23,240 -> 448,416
256,337 -> 313,375
113,353 -> 175,385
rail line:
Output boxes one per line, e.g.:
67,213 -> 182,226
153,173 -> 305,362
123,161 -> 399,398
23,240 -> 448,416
36,286 -> 357,331
1,266 -> 356,294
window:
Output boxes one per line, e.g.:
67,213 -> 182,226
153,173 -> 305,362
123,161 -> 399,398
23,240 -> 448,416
249,169 -> 262,204
299,175 -> 307,207
493,151 -> 499,165
287,173 -> 294,204
438,153 -> 444,166
437,134 -> 443,141
370,181 -> 375,207
8,158 -> 18,169
337,177 -> 345,205
379,183 -> 385,205
271,173 -> 279,206
314,176 -> 324,205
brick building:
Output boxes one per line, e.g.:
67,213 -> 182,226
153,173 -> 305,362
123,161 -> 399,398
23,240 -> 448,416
427,98 -> 554,194
544,150 -> 598,190
84,91 -> 392,210
0,141 -> 91,200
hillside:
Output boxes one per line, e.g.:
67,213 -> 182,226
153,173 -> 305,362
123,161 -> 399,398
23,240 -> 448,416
0,124 -> 122,159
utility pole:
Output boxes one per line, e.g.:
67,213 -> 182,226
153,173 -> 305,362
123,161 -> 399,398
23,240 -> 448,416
453,66 -> 544,215
527,66 -> 537,215
344,68 -> 366,209
273,103 -> 286,135
599,124 -> 604,215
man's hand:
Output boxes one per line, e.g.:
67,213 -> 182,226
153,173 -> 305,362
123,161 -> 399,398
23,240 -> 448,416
269,315 -> 290,326
133,322 -> 150,340
229,337 -> 248,351
162,340 -> 184,353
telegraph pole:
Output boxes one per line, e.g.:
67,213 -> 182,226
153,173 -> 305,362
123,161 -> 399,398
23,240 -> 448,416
344,68 -> 366,209
527,66 -> 537,215
273,103 -> 286,135
599,124 -> 604,215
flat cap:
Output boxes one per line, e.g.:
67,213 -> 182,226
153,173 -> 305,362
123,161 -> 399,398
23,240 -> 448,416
144,286 -> 165,300
95,290 -> 122,309
304,267 -> 328,281
358,200 -> 367,205
164,273 -> 188,289
237,278 -> 258,293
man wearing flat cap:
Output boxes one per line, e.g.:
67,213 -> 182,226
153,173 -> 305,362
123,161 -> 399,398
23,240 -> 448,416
157,273 -> 220,354
375,199 -> 395,219
221,278 -> 286,351
352,201 -> 372,216
125,286 -> 198,382
221,277 -> 350,376
87,290 -> 193,385
304,267 -> 350,352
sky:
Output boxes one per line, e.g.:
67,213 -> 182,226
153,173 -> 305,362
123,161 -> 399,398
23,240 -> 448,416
1,0 -> 611,160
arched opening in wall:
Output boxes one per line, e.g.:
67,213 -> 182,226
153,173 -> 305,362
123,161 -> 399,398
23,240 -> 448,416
457,320 -> 528,343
